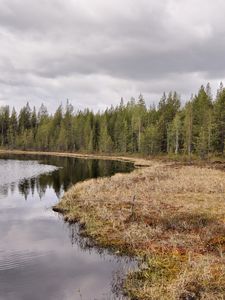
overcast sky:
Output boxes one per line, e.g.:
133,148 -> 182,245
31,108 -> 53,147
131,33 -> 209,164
0,0 -> 224,112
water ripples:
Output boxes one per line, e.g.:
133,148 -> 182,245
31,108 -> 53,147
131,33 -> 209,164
0,249 -> 52,271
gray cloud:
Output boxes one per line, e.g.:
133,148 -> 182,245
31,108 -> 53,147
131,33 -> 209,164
0,0 -> 225,111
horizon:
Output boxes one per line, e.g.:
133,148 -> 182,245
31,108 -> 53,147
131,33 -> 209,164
0,81 -> 223,114
1,0 -> 225,112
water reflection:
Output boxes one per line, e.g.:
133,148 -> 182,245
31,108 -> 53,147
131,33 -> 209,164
67,222 -> 135,300
0,154 -> 133,200
0,154 -> 134,300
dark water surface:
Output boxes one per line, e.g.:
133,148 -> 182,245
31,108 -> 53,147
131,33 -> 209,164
0,154 -> 134,300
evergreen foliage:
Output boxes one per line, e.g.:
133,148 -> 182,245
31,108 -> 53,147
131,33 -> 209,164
0,83 -> 225,157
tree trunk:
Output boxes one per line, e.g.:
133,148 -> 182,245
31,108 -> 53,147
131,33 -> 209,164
175,128 -> 179,155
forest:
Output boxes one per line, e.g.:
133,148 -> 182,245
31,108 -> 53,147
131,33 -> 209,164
0,82 -> 224,158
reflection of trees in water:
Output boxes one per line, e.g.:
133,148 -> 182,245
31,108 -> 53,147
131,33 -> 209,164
18,179 -> 30,200
0,155 -> 133,200
10,182 -> 16,194
0,185 -> 9,197
0,155 -> 134,299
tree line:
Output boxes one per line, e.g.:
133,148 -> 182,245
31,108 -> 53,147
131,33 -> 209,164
0,82 -> 224,158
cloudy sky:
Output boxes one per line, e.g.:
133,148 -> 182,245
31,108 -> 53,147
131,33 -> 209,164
0,0 -> 224,112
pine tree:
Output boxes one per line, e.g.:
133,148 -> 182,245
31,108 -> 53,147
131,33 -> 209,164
99,116 -> 113,153
38,104 -> 49,124
167,113 -> 181,154
0,83 -> 224,158
192,85 -> 213,157
0,106 -> 10,146
158,92 -> 180,153
213,86 -> 225,154
184,101 -> 193,158
18,102 -> 31,132
9,107 -> 18,148
141,124 -> 160,155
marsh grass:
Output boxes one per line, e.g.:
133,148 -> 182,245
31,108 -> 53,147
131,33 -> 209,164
54,160 -> 225,299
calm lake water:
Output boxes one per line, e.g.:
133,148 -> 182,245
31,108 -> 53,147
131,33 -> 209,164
0,154 -> 134,300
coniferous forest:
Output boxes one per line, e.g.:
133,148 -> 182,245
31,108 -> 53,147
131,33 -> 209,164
0,83 -> 225,158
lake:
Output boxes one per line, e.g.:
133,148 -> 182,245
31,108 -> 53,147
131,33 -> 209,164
0,154 -> 135,300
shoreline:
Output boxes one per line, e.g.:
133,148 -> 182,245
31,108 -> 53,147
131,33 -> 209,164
0,149 -> 152,168
2,150 -> 225,299
54,159 -> 225,299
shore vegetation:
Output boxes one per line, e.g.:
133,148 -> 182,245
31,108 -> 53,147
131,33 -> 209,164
0,83 -> 225,159
54,159 -> 225,299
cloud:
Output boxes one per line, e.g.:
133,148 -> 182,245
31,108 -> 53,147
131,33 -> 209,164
0,0 -> 224,111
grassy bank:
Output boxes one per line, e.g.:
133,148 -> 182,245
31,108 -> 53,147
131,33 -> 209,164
1,149 -> 225,298
54,159 -> 225,299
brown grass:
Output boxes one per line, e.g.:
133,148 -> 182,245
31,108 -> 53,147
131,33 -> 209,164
54,159 -> 225,299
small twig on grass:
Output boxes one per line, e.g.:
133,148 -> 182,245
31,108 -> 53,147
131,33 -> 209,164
131,195 -> 136,221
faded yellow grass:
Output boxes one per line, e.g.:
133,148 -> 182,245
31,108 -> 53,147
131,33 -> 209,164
55,161 -> 225,299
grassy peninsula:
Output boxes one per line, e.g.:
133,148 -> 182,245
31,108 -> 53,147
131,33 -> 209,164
54,159 -> 225,300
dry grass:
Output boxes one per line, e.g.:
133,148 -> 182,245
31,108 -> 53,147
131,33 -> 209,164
54,160 -> 225,299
